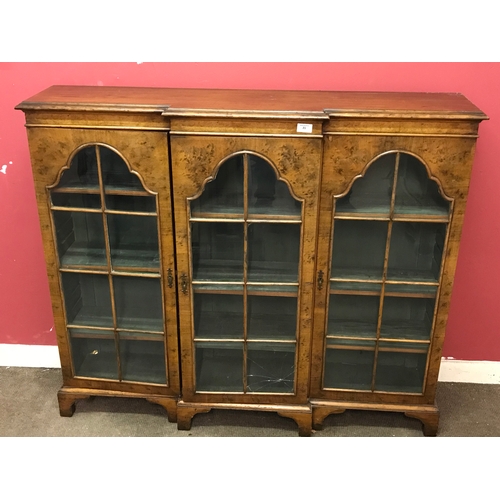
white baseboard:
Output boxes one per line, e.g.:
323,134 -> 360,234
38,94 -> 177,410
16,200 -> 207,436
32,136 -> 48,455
437,359 -> 500,384
0,344 -> 499,384
0,344 -> 61,368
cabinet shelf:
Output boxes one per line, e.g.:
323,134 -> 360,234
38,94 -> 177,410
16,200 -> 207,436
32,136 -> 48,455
52,186 -> 153,197
334,211 -> 449,223
190,214 -> 302,223
70,330 -> 164,341
58,247 -> 160,272
330,286 -> 437,299
192,261 -> 299,284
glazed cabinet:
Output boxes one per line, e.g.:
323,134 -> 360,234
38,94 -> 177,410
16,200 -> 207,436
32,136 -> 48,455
17,87 -> 487,436
18,121 -> 180,421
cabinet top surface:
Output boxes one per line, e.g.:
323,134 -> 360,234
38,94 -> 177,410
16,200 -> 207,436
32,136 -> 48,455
16,85 -> 488,120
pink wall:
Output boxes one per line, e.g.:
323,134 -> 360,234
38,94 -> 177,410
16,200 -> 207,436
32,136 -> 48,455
1,62 -> 499,360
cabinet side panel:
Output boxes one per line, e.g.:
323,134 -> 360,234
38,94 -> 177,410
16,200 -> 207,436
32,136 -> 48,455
26,127 -> 78,382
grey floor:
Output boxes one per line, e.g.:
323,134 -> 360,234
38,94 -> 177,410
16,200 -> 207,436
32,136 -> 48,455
1,367 -> 499,437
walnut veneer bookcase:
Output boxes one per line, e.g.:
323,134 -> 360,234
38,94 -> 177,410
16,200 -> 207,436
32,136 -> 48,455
16,86 -> 487,436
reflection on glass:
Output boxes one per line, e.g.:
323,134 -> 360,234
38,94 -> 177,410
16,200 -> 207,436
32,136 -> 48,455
191,222 -> 244,281
107,214 -> 160,269
248,155 -> 301,217
381,296 -> 435,340
191,156 -> 244,216
247,295 -> 297,340
331,220 -> 387,280
58,147 -> 99,189
336,154 -> 395,214
375,349 -> 427,393
328,290 -> 380,338
51,193 -> 101,209
100,146 -> 143,191
70,333 -> 118,380
53,211 -> 106,267
248,223 -> 300,282
61,273 -> 113,327
323,341 -> 375,390
194,292 -> 244,339
387,222 -> 446,282
119,334 -> 166,384
105,194 -> 156,213
113,276 -> 163,332
395,154 -> 450,216
247,343 -> 295,393
195,342 -> 244,392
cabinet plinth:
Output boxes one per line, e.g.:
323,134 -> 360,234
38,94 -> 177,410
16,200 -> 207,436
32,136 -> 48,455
17,86 -> 487,436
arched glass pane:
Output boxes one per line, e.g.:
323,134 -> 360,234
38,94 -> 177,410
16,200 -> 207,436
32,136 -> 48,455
191,155 -> 244,216
57,146 -> 99,189
248,154 -> 301,217
100,146 -> 143,191
394,154 -> 450,216
336,154 -> 395,215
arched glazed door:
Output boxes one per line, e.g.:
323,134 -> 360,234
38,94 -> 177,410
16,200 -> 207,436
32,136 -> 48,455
171,135 -> 321,405
312,150 -> 452,397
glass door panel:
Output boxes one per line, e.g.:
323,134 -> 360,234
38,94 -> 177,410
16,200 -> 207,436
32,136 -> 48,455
247,343 -> 295,393
247,295 -> 297,340
195,342 -> 244,392
331,220 -> 387,280
387,222 -> 446,282
394,154 -> 451,217
61,273 -> 113,327
248,155 -> 301,217
193,291 -> 244,339
51,144 -> 168,384
335,153 -> 395,215
191,155 -> 244,216
51,192 -> 101,209
107,214 -> 160,270
53,211 -> 106,268
323,151 -> 450,395
328,286 -> 380,339
105,194 -> 156,213
119,333 -> 166,384
70,331 -> 118,380
247,223 -> 300,282
190,152 -> 302,395
113,276 -> 164,332
324,340 -> 376,390
381,295 -> 435,340
191,222 -> 244,281
374,345 -> 428,393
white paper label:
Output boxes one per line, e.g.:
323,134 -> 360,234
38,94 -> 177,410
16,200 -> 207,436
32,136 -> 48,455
297,123 -> 313,133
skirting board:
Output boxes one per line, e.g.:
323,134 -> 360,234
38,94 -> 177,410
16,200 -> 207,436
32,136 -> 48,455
0,344 -> 499,384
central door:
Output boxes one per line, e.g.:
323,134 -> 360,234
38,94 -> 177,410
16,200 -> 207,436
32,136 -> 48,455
171,135 -> 321,405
